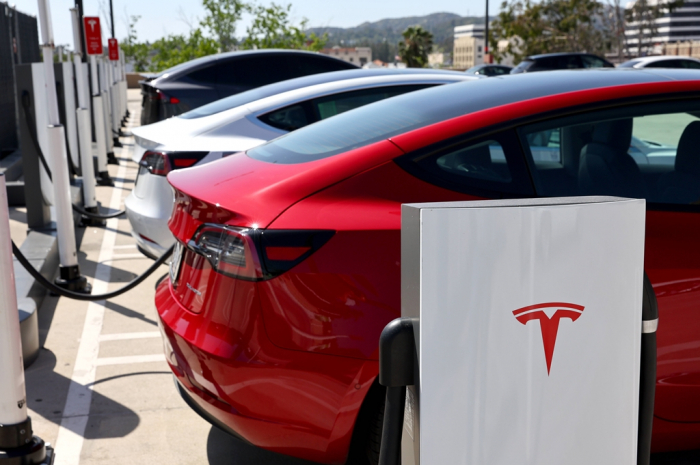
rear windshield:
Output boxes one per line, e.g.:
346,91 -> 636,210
248,82 -> 477,164
618,60 -> 641,68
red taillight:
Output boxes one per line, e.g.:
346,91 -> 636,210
140,151 -> 209,176
190,226 -> 262,280
186,225 -> 334,281
169,96 -> 181,104
140,151 -> 171,176
172,158 -> 198,168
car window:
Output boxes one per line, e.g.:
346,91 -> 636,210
286,55 -> 355,78
556,55 -> 582,69
581,55 -> 607,68
258,103 -> 313,132
681,60 -> 700,69
398,130 -> 534,197
645,60 -> 680,68
618,60 -> 641,68
219,55 -> 292,88
182,66 -> 219,85
518,100 -> 700,205
312,85 -> 433,120
491,66 -> 510,75
258,85 -> 435,132
512,60 -> 533,73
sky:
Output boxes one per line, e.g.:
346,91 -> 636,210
12,0 -> 488,47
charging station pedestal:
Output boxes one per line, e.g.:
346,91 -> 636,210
379,197 -> 657,465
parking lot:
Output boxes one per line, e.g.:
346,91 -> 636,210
10,89 -> 316,465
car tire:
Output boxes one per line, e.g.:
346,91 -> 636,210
346,380 -> 386,465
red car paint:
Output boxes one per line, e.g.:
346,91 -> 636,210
159,78 -> 700,463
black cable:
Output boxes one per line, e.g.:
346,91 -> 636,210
12,240 -> 174,301
21,91 -> 127,220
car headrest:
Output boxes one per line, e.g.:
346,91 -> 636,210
590,119 -> 633,152
675,121 -> 700,176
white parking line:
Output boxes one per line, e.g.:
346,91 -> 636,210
103,253 -> 149,260
95,354 -> 166,366
98,331 -> 161,342
112,244 -> 137,250
53,156 -> 129,465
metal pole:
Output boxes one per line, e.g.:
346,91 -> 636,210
110,0 -> 115,38
484,0 -> 490,64
0,176 -> 53,464
70,7 -> 99,218
37,0 -> 90,292
75,0 -> 87,63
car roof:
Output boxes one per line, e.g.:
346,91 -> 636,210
178,68 -> 467,119
155,49 -> 353,80
629,55 -> 700,64
528,52 -> 602,60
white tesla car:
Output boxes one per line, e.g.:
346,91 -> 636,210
618,55 -> 700,69
126,69 -> 477,258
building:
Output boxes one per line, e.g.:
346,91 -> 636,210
320,46 -> 372,66
454,24 -> 485,39
453,36 -> 485,69
428,52 -> 447,68
625,0 -> 700,56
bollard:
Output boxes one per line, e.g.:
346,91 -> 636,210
90,55 -> 112,186
0,175 -> 54,464
37,0 -> 90,293
70,7 -> 101,223
99,58 -> 117,165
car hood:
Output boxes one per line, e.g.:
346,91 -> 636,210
167,140 -> 403,241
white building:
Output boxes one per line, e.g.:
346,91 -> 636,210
320,46 -> 372,66
625,0 -> 700,55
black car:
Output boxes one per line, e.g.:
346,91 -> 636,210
140,49 -> 357,125
510,52 -> 614,74
465,63 -> 513,77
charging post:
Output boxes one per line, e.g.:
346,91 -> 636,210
36,0 -> 90,293
70,7 -> 101,225
83,16 -> 112,186
380,197 -> 656,465
107,39 -> 122,148
0,176 -> 54,464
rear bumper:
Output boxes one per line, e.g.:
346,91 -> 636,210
124,178 -> 175,257
155,278 -> 378,464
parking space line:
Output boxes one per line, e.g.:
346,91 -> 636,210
53,158 -> 129,465
98,331 -> 161,342
102,253 -> 149,260
112,244 -> 137,249
95,354 -> 166,366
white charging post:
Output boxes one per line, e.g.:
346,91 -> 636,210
36,0 -> 90,293
0,177 -> 54,464
70,7 -> 100,224
379,197 -> 655,465
99,58 -> 117,165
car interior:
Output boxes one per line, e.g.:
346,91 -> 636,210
521,111 -> 700,204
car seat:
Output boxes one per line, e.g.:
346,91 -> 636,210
656,121 -> 700,204
578,118 -> 646,198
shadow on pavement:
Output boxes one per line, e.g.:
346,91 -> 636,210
104,300 -> 159,326
206,426 -> 319,465
24,348 -> 140,439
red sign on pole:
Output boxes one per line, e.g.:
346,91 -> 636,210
83,17 -> 102,55
108,38 -> 119,61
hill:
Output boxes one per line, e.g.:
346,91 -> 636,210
308,12 -> 488,62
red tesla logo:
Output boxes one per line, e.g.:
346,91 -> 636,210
512,302 -> 585,375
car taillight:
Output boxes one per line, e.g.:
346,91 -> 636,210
139,151 -> 209,176
140,151 -> 171,176
187,224 -> 334,281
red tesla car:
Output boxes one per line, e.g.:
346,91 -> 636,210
157,69 -> 700,464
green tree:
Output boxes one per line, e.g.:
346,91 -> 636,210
241,3 -> 327,50
398,26 -> 433,67
201,0 -> 247,51
489,0 -> 608,64
149,29 -> 219,71
121,15 -> 150,72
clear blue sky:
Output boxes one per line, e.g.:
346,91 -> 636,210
13,0 -> 489,47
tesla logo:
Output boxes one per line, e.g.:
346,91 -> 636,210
186,282 -> 202,296
512,302 -> 585,375
87,19 -> 97,32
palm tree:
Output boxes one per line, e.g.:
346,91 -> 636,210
398,25 -> 433,68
